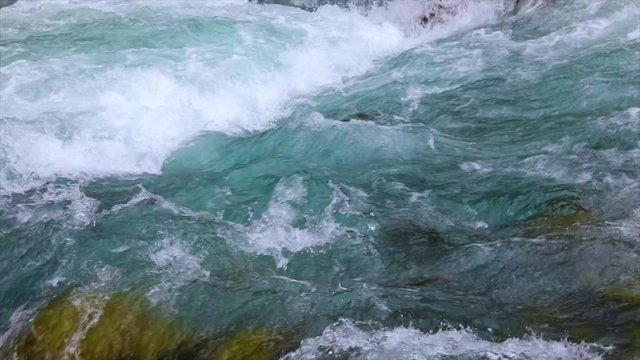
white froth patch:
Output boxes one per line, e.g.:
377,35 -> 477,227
150,240 -> 208,279
0,304 -> 31,351
284,320 -> 608,360
243,176 -> 344,268
98,185 -> 217,222
0,2 -> 411,193
598,107 -> 640,132
522,1 -> 640,59
0,0 -> 513,193
516,107 -> 640,187
460,161 -> 494,173
616,208 -> 640,239
147,238 -> 210,303
45,275 -> 66,287
518,150 -> 594,185
7,183 -> 98,227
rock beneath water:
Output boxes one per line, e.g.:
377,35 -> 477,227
15,291 -> 199,360
419,0 -> 464,28
525,209 -> 592,232
521,305 -> 563,328
78,293 -> 198,360
380,220 -> 446,252
339,112 -> 375,122
14,290 -> 295,360
604,279 -> 640,360
625,327 -> 640,360
521,198 -> 598,238
16,290 -> 87,359
607,277 -> 640,306
214,328 -> 291,360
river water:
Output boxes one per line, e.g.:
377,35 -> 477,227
1,0 -> 639,359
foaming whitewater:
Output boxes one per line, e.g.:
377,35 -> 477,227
1,1 -> 402,193
241,176 -> 356,267
1,0 -> 639,359
284,320 -> 609,360
244,176 -> 331,267
147,237 -> 210,303
0,0 -> 511,194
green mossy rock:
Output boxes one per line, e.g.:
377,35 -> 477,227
540,210 -> 591,228
79,292 -> 197,360
16,290 -> 85,359
213,328 -> 288,360
567,326 -> 600,343
607,285 -> 640,307
15,290 -> 296,360
521,306 -> 562,327
15,291 -> 200,360
524,209 -> 594,237
622,327 -> 640,359
606,280 -> 640,359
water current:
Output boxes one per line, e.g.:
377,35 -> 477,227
1,0 -> 639,358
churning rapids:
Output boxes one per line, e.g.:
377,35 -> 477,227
0,0 -> 639,359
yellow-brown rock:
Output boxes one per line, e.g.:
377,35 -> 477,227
213,328 -> 288,360
78,292 -> 196,360
14,290 -> 294,360
523,209 -> 596,237
15,291 -> 197,360
17,290 -> 84,359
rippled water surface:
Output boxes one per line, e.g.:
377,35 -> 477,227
1,0 -> 639,359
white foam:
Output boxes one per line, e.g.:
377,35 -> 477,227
521,1 -> 640,59
283,319 -> 609,360
5,183 -> 98,228
45,275 -> 66,287
97,185 -> 217,221
460,161 -> 494,173
598,107 -> 640,132
614,209 -> 640,240
243,175 -> 343,268
0,0 -> 511,194
0,304 -> 30,352
0,1 -> 406,193
147,238 -> 210,303
518,108 -> 640,187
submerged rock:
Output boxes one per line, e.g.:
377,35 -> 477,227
14,290 -> 294,360
380,220 -> 447,259
214,328 -> 291,360
78,293 -> 198,360
15,291 -> 199,360
521,305 -> 563,328
338,112 -> 376,122
626,327 -> 640,360
520,304 -> 605,344
16,290 -> 87,359
603,280 -> 640,359
607,279 -> 640,306
521,198 -> 598,238
525,209 -> 592,233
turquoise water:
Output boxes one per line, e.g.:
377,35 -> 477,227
1,0 -> 639,358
